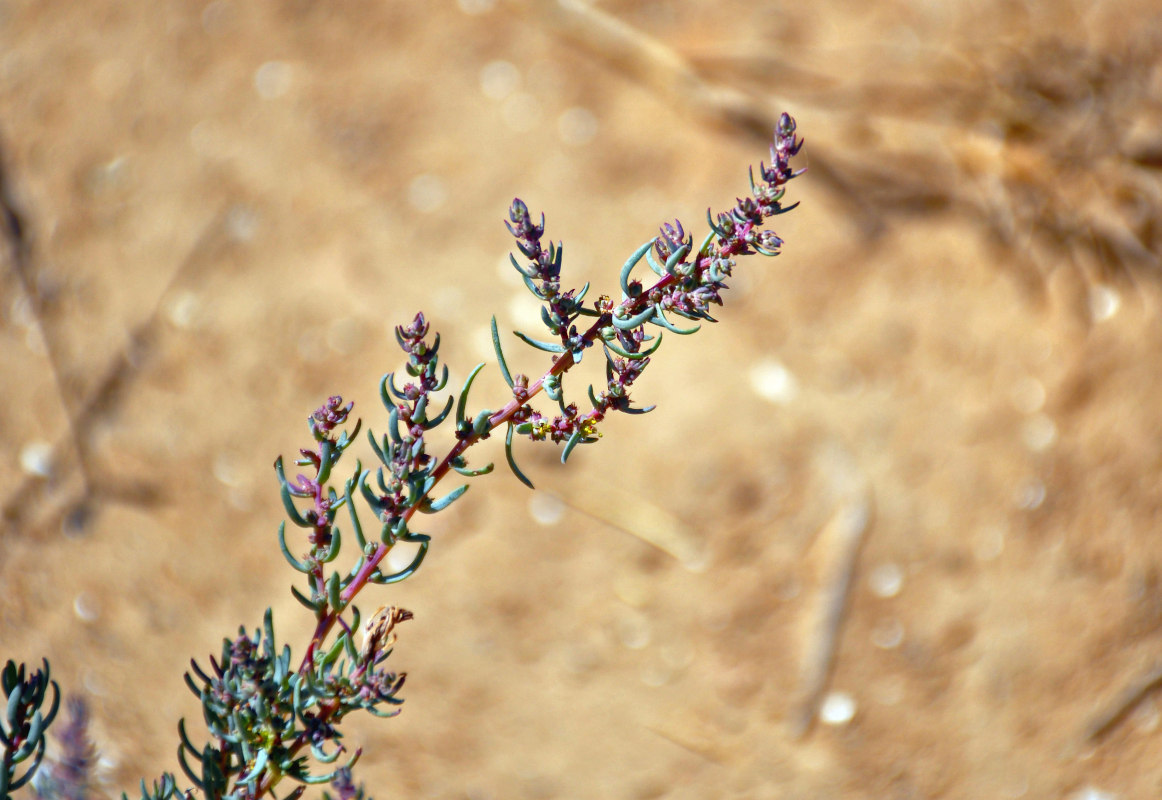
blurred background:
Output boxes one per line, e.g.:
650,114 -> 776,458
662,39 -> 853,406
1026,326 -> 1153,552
2,1 -> 1162,797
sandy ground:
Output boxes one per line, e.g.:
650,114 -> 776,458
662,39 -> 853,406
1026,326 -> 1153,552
3,1 -> 1162,798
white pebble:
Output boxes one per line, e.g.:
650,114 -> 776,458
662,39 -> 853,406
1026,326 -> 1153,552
1021,414 -> 1057,452
407,174 -> 447,213
479,60 -> 520,100
254,61 -> 292,99
871,618 -> 904,649
557,107 -> 597,146
457,0 -> 495,12
640,660 -> 671,687
1071,788 -> 1116,800
73,592 -> 99,622
616,612 -> 651,650
1089,285 -> 1120,322
166,291 -> 200,329
1009,376 -> 1045,414
19,441 -> 53,478
225,205 -> 258,242
819,691 -> 856,726
528,492 -> 564,526
680,545 -> 709,574
1016,480 -> 1046,510
212,453 -> 242,488
868,562 -> 903,598
748,360 -> 798,405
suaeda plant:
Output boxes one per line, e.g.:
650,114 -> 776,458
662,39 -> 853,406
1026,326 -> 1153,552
3,113 -> 804,800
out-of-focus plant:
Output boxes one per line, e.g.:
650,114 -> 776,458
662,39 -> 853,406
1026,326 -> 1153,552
3,113 -> 804,800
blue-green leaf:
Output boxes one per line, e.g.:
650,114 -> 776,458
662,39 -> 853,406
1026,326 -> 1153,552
650,306 -> 700,335
645,247 -> 666,277
370,540 -> 429,584
602,331 -> 664,361
344,475 -> 368,551
490,316 -> 515,388
561,427 -> 584,464
619,239 -> 655,298
622,404 -> 656,415
277,523 -> 311,573
319,525 -> 341,563
664,242 -> 691,275
455,363 -> 487,427
612,304 -> 655,331
513,331 -> 566,353
505,423 -> 534,489
422,484 -> 468,513
290,585 -> 318,612
424,394 -> 455,429
472,409 -> 494,436
450,457 -> 495,477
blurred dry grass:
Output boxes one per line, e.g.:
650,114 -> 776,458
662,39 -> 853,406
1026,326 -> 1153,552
2,1 -> 1162,798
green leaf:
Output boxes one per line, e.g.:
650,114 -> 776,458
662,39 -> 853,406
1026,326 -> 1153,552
176,745 -> 204,791
319,525 -> 341,563
335,417 -> 361,453
622,403 -> 656,415
327,572 -> 343,614
602,331 -> 664,361
316,440 -> 335,485
455,363 -> 487,428
505,423 -> 535,489
387,405 -> 402,445
422,484 -> 468,513
238,748 -> 269,784
472,409 -> 494,436
705,207 -> 726,237
645,247 -> 666,277
650,306 -> 700,335
319,634 -> 346,669
277,523 -> 311,573
611,304 -> 655,331
344,475 -> 368,551
275,459 -> 312,528
263,608 -> 275,660
561,427 -> 584,464
587,384 -> 602,411
178,720 -> 201,760
512,331 -> 566,353
370,539 -> 429,584
380,372 -> 406,405
509,252 -> 535,278
290,585 -> 319,612
424,394 -> 455,429
451,458 -> 494,477
619,239 -> 655,298
664,241 -> 691,275
697,229 -> 716,259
